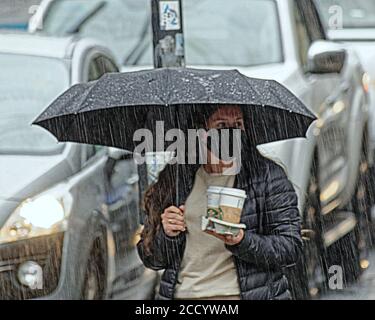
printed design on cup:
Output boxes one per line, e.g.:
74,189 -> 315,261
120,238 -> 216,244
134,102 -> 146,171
218,187 -> 247,224
206,207 -> 224,220
207,186 -> 223,219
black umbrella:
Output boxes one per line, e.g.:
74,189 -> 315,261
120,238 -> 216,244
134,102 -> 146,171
33,68 -> 316,205
33,68 -> 316,151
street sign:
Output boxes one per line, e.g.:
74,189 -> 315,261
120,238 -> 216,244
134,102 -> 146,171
159,1 -> 181,31
151,0 -> 185,68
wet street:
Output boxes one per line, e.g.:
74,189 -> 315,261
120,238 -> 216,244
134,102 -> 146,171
320,249 -> 375,300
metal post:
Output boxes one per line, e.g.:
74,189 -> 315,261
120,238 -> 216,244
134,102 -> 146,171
137,162 -> 149,224
151,0 -> 185,68
137,1 -> 186,217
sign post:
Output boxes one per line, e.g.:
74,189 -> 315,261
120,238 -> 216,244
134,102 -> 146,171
138,1 -> 186,223
151,0 -> 185,68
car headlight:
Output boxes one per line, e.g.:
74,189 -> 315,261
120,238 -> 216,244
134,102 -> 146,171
0,192 -> 73,244
362,72 -> 371,93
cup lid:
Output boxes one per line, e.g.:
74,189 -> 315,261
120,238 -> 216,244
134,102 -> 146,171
220,187 -> 247,198
209,217 -> 246,229
207,186 -> 223,193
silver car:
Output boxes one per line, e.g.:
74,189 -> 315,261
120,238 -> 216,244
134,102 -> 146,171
0,33 -> 156,299
315,0 -> 375,156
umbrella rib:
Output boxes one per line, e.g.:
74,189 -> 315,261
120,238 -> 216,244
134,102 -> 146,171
74,80 -> 100,113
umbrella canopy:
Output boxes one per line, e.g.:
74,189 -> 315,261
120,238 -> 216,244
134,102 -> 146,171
33,68 -> 316,151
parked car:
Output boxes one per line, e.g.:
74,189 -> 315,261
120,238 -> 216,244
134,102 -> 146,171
30,0 -> 374,299
315,0 -> 375,214
0,33 -> 156,299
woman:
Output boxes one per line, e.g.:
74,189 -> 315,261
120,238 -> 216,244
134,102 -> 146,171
137,105 -> 302,300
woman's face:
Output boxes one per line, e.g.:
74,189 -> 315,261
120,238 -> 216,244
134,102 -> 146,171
206,106 -> 245,130
203,106 -> 244,168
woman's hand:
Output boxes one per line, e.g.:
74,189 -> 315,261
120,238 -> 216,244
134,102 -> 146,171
204,229 -> 244,246
161,205 -> 186,237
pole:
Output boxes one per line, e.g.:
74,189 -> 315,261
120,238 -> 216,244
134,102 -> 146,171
151,0 -> 185,68
138,1 -> 186,216
150,0 -> 185,205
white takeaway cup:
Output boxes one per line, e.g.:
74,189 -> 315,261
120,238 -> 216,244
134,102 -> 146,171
219,187 -> 247,224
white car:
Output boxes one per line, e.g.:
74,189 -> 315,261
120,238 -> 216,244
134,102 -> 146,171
0,33 -> 156,299
316,0 -> 375,172
29,0 -> 373,298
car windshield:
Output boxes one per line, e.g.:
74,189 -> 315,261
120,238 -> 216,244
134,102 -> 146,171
316,0 -> 375,29
42,0 -> 105,35
42,0 -> 151,64
40,0 -> 282,67
0,54 -> 69,155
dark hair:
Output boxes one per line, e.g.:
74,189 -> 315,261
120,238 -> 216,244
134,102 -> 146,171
141,164 -> 175,255
185,104 -> 220,129
141,163 -> 199,255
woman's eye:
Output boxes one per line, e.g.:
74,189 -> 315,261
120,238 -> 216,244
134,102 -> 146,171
216,122 -> 226,128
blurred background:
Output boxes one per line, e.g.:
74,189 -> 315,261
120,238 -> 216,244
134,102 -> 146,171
1,0 -> 375,300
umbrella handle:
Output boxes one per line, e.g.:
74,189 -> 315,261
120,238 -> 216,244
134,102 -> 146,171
175,164 -> 179,206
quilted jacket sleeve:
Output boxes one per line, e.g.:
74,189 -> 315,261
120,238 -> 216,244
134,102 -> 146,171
137,215 -> 186,271
226,162 -> 302,269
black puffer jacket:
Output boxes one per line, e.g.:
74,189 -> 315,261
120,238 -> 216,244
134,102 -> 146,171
137,155 -> 302,300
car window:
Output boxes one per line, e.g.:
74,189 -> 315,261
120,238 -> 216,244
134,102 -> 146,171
42,0 -> 106,35
294,1 -> 312,69
41,0 -> 150,64
0,54 -> 69,155
132,0 -> 283,67
316,0 -> 375,29
40,0 -> 283,68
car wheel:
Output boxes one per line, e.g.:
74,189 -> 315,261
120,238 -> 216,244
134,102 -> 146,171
351,146 -> 372,272
287,153 -> 328,300
81,235 -> 107,300
324,145 -> 369,287
325,228 -> 360,286
368,164 -> 375,243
